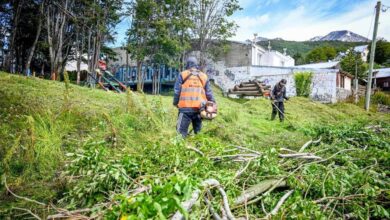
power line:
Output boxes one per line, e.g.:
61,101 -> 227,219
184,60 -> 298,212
382,4 -> 390,12
366,7 -> 376,40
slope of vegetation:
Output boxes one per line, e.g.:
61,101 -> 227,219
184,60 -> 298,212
0,72 -> 389,219
257,40 -> 366,64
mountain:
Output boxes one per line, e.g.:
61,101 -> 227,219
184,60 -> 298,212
257,40 -> 367,65
254,36 -> 269,42
309,36 -> 323,41
310,30 -> 369,42
253,37 -> 285,43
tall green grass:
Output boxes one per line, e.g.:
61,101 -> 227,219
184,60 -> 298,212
294,71 -> 313,97
0,72 -> 389,219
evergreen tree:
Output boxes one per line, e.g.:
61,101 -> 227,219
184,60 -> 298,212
369,40 -> 390,66
340,51 -> 368,79
306,46 -> 336,63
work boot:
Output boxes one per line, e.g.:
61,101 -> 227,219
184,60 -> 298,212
271,114 -> 276,121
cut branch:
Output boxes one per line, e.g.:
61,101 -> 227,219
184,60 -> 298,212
4,176 -> 46,206
299,137 -> 321,153
262,190 -> 294,219
202,179 -> 235,220
171,189 -> 201,220
234,160 -> 252,179
186,146 -> 205,157
235,146 -> 261,155
279,153 -> 322,160
314,194 -> 366,203
234,179 -> 287,206
12,207 -> 41,220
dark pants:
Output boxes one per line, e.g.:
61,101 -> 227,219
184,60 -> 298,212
176,112 -> 202,137
271,101 -> 285,121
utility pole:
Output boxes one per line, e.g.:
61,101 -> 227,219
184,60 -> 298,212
355,59 -> 358,104
365,1 -> 381,111
126,48 -> 129,79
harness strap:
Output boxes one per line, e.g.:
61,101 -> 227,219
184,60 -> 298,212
182,71 -> 205,87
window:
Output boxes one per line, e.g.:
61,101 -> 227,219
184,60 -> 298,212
340,76 -> 345,88
384,82 -> 389,88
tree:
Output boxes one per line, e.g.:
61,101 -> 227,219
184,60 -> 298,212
293,52 -> 305,65
25,0 -> 45,76
340,50 -> 368,79
306,46 -> 336,63
368,40 -> 390,66
127,0 -> 155,91
127,0 -> 193,92
190,0 -> 241,68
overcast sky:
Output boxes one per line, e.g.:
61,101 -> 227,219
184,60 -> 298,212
111,0 -> 390,47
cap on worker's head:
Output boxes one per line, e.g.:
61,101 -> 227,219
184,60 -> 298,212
280,79 -> 287,84
186,56 -> 198,69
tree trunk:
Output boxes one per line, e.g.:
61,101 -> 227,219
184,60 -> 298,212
76,32 -> 81,84
25,1 -> 44,76
136,61 -> 143,92
47,0 -> 69,81
6,0 -> 23,73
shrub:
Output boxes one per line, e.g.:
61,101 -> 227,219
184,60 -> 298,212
294,72 -> 313,97
372,91 -> 390,106
61,145 -> 140,208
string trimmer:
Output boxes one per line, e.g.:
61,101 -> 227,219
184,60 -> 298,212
271,101 -> 296,129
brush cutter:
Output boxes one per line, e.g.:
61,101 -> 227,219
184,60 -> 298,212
271,100 -> 296,128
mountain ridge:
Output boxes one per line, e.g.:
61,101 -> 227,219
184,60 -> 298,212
309,30 -> 369,42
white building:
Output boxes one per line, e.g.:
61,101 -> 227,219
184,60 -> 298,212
334,45 -> 369,62
354,45 -> 369,62
251,41 -> 295,67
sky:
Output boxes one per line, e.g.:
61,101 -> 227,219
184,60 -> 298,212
111,0 -> 390,47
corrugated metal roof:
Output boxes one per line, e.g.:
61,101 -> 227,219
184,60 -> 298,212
374,68 -> 390,78
296,61 -> 340,69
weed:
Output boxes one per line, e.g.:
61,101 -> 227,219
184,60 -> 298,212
294,72 -> 313,97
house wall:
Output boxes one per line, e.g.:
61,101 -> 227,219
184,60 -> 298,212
209,65 -> 338,103
107,48 -> 137,72
337,88 -> 352,101
218,42 -> 251,67
344,77 -> 352,90
376,77 -> 390,91
251,45 -> 266,65
259,51 -> 295,67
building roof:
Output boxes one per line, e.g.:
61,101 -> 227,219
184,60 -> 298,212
65,60 -> 89,72
339,70 -> 354,79
296,61 -> 340,69
374,68 -> 390,78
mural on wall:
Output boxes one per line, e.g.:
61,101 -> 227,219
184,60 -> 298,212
255,74 -> 297,97
210,65 -> 339,103
224,69 -> 235,81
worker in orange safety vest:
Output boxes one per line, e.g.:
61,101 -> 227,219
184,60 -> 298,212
173,57 -> 215,137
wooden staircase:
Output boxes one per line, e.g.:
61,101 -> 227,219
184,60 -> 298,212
89,71 -> 127,93
228,80 -> 271,98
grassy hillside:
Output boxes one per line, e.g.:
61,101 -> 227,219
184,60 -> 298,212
0,72 -> 389,219
257,40 -> 366,57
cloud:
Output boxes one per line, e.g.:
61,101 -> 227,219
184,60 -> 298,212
231,0 -> 390,41
232,14 -> 270,40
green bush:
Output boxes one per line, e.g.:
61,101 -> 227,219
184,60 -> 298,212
372,91 -> 390,106
294,72 -> 313,97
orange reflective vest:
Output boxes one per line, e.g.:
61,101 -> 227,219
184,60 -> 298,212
178,70 -> 208,109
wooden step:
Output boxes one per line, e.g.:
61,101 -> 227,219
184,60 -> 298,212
234,86 -> 259,91
240,83 -> 257,87
229,90 -> 263,95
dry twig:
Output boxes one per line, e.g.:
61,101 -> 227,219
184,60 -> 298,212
299,137 -> 321,153
4,176 -> 46,206
12,207 -> 42,220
